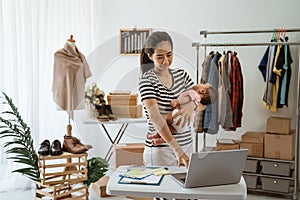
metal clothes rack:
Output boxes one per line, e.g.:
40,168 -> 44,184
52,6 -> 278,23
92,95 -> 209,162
192,28 -> 300,200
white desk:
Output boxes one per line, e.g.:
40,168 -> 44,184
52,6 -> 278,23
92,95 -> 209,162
84,117 -> 147,161
107,166 -> 247,200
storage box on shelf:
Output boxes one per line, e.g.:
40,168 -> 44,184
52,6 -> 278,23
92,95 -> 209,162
111,105 -> 142,118
243,157 -> 295,195
264,129 -> 295,161
240,131 -> 264,158
107,94 -> 138,106
266,116 -> 291,135
215,139 -> 240,151
36,152 -> 89,199
107,93 -> 143,118
242,116 -> 296,198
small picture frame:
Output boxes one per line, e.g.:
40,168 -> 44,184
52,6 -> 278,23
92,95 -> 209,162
120,28 -> 152,55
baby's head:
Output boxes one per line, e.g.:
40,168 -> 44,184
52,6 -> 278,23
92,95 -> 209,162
192,83 -> 217,105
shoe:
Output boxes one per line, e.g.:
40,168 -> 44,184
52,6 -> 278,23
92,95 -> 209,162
63,135 -> 93,154
103,105 -> 117,120
38,140 -> 50,156
95,104 -> 110,122
50,140 -> 63,156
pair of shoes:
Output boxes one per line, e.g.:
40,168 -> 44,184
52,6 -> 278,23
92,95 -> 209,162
38,139 -> 63,156
63,135 -> 93,154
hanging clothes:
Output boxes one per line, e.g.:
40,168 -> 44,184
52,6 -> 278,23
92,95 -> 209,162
199,50 -> 244,133
52,43 -> 92,119
229,52 -> 244,131
194,52 -> 214,133
219,51 -> 233,129
266,39 -> 283,112
278,36 -> 293,107
259,41 -> 276,107
258,36 -> 293,111
203,51 -> 221,134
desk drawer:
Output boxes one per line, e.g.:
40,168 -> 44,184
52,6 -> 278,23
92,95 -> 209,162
261,161 -> 292,176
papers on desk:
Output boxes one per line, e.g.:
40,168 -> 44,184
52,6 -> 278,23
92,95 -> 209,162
118,167 -> 170,186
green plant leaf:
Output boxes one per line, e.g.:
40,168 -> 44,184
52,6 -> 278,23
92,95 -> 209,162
0,91 -> 40,182
85,157 -> 108,186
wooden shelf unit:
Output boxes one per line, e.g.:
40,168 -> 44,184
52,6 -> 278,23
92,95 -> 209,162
36,152 -> 89,200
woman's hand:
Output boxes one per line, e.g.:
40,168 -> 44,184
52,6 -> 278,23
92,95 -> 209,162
177,100 -> 197,127
178,152 -> 189,168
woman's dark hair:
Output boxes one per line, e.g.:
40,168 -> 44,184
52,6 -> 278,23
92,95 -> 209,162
140,31 -> 173,75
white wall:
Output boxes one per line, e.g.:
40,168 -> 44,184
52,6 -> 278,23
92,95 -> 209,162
74,0 -> 300,159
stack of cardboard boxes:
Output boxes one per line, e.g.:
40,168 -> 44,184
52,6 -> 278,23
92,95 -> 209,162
216,116 -> 295,161
107,93 -> 142,118
264,116 -> 295,160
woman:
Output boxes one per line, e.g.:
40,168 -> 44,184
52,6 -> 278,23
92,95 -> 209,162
139,31 -> 198,168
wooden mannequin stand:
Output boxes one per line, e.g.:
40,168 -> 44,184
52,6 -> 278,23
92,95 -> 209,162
64,124 -> 80,176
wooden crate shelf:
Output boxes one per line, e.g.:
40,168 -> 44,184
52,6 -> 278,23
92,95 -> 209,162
35,181 -> 88,200
38,152 -> 88,186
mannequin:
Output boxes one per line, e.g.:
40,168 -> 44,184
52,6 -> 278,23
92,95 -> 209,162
67,35 -> 76,52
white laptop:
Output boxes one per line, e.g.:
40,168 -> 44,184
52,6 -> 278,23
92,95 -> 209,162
171,149 -> 248,188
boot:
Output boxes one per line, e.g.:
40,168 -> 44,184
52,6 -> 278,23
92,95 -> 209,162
103,104 -> 117,120
95,104 -> 110,122
63,135 -> 93,154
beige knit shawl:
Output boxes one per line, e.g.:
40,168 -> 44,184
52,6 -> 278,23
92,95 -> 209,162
52,43 -> 92,119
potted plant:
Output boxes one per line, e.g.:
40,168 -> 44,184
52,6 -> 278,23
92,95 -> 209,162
85,157 -> 108,186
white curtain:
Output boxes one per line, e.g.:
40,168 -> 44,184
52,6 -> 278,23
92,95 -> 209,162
0,0 -> 101,191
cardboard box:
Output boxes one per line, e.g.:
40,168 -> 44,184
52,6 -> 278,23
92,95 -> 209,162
266,116 -> 291,135
111,105 -> 143,118
91,176 -> 110,197
240,143 -> 264,157
107,94 -> 138,106
114,143 -> 144,167
240,131 -> 264,157
264,131 -> 295,160
216,139 -> 240,151
241,131 -> 264,143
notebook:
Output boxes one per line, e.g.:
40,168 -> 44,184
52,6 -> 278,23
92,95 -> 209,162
171,149 -> 248,188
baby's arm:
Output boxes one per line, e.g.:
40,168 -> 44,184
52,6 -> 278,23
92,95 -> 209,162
177,90 -> 201,105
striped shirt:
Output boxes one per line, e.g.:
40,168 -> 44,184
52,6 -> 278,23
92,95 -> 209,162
139,68 -> 194,147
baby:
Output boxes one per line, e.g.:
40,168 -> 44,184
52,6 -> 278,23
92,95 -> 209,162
147,83 -> 216,146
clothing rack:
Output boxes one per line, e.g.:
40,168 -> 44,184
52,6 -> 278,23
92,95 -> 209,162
200,28 -> 300,38
192,29 -> 300,199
